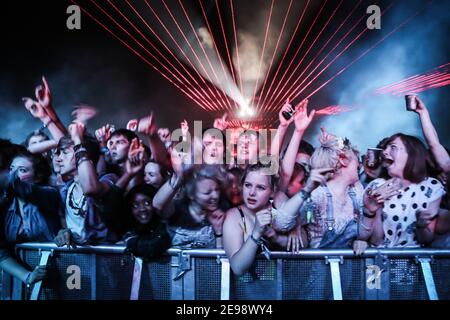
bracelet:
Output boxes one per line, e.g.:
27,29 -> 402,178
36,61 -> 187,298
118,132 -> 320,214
75,150 -> 89,164
77,157 -> 93,168
42,119 -> 53,128
100,147 -> 109,155
297,189 -> 311,201
74,144 -> 87,153
363,209 -> 377,218
250,234 -> 263,246
214,232 -> 223,238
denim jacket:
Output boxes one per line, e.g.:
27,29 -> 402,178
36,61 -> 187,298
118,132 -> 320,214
0,173 -> 61,262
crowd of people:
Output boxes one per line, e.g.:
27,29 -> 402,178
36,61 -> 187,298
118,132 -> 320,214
0,77 -> 449,287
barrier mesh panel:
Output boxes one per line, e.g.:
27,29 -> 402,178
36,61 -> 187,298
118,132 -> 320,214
389,259 -> 428,300
231,259 -> 277,300
95,254 -> 133,300
22,250 -> 92,300
195,257 -> 221,300
140,258 -> 171,300
431,258 -> 450,300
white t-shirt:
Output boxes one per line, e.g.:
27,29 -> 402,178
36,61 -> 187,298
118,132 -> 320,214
65,183 -> 87,240
367,177 -> 445,248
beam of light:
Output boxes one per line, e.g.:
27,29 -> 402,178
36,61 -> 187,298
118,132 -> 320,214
282,1 -> 395,105
105,0 -> 217,111
160,0 -> 228,111
390,74 -> 450,95
255,0 -> 294,112
257,0 -> 311,116
374,63 -> 450,95
144,0 -> 223,111
315,105 -> 353,115
215,0 -> 237,87
302,8 -> 422,102
177,0 -> 234,111
262,0 -> 328,113
250,0 -> 275,110
230,0 -> 243,94
91,0 -> 217,111
198,0 -> 240,111
125,0 -> 219,111
265,0 -> 362,113
71,0 -> 212,111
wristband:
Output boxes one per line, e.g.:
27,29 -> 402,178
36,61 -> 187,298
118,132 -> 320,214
214,232 -> 223,238
250,234 -> 263,246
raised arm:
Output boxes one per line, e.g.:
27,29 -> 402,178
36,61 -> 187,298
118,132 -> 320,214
413,96 -> 450,172
273,168 -> 331,232
134,113 -> 171,170
69,121 -> 109,197
270,100 -> 295,157
280,99 -> 315,191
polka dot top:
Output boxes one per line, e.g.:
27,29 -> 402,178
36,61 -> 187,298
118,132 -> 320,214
366,177 -> 445,248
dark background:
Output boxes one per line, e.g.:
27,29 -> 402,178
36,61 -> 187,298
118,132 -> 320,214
0,0 -> 449,151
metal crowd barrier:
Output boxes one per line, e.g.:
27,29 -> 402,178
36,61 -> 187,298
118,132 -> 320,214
0,243 -> 449,300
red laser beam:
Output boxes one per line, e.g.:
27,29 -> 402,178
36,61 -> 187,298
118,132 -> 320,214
92,0 -> 217,111
303,7 -> 421,101
230,0 -> 243,94
144,0 -> 223,111
283,1 -> 395,105
250,0 -> 275,107
72,0 -> 212,111
105,0 -> 217,111
375,63 -> 450,95
315,105 -> 352,115
160,0 -> 228,111
262,0 -> 328,113
215,0 -> 238,87
177,0 -> 234,111
198,0 -> 238,110
266,0 -> 363,113
255,0 -> 294,112
257,0 -> 311,115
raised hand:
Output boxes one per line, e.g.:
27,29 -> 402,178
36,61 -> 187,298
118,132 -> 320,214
158,127 -> 171,144
72,105 -> 98,124
293,99 -> 315,132
278,98 -> 295,127
180,120 -> 189,137
414,96 -> 428,115
35,76 -> 52,110
68,121 -> 86,145
22,97 -> 48,120
138,112 -> 157,135
318,127 -> 337,146
213,113 -> 228,131
303,167 -> 335,193
126,138 -> 145,176
126,119 -> 139,132
95,124 -> 115,145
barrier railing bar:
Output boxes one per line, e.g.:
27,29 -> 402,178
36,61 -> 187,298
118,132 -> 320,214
326,256 -> 343,300
30,250 -> 52,300
15,243 -> 450,258
417,257 -> 439,300
130,257 -> 143,300
220,258 -> 230,300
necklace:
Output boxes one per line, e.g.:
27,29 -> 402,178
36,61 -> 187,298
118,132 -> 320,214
68,183 -> 87,217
